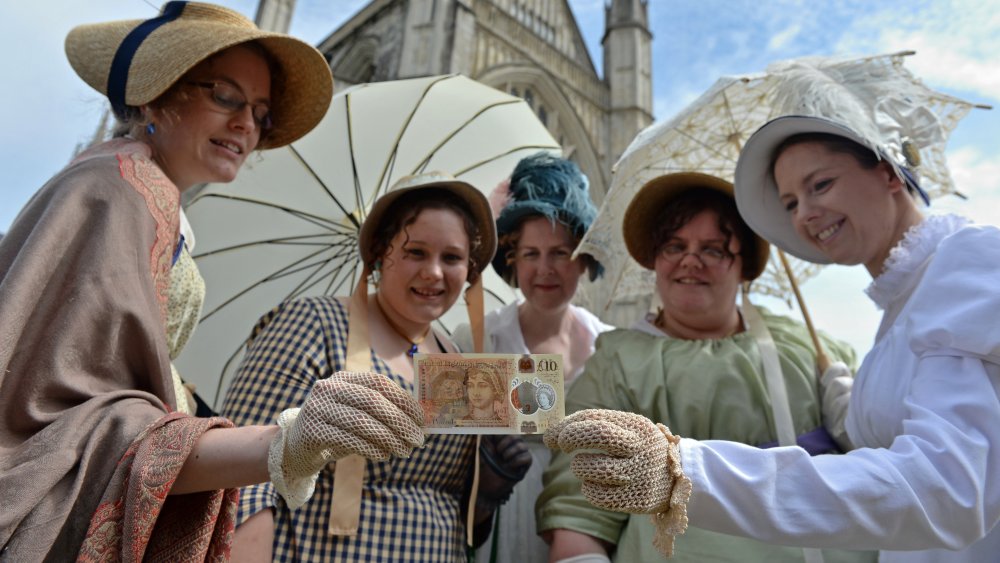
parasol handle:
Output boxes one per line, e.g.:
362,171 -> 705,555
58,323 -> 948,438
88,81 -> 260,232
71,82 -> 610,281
776,249 -> 830,373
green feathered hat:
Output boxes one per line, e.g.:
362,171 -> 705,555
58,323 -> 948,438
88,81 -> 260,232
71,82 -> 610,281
490,152 -> 603,285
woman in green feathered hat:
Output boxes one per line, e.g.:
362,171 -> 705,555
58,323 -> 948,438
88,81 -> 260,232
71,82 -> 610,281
454,152 -> 614,563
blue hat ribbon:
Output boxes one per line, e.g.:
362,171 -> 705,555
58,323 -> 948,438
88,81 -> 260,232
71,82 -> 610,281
107,1 -> 187,119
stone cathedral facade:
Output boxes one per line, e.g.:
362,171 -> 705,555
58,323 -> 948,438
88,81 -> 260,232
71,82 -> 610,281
313,0 -> 652,201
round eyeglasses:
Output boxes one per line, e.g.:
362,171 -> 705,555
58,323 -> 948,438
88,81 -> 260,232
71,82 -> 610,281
189,80 -> 273,132
657,242 -> 734,268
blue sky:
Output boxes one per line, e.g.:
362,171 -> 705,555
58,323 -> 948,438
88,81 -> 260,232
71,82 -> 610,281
2,0 -> 997,356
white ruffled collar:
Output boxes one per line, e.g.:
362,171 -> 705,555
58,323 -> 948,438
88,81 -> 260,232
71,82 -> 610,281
865,214 -> 970,309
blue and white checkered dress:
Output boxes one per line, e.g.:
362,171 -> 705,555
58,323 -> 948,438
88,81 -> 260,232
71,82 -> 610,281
223,297 -> 475,561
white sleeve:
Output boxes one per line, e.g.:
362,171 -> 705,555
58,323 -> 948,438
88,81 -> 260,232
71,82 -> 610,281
819,362 -> 854,451
450,322 -> 473,353
681,353 -> 1000,551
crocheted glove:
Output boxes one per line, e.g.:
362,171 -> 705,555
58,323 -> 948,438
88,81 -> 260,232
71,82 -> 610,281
545,409 -> 691,557
820,361 -> 855,451
268,371 -> 424,509
477,434 -> 532,510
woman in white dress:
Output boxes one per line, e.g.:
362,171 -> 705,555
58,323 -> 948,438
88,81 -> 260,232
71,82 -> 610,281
545,111 -> 1000,562
454,152 -> 613,563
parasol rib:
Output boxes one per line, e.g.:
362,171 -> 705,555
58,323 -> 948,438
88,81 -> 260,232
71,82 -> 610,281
777,249 -> 830,372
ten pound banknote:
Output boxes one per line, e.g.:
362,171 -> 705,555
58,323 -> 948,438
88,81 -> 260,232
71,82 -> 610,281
414,353 -> 565,435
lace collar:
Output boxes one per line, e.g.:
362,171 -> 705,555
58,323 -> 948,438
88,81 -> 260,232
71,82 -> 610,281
865,214 -> 970,309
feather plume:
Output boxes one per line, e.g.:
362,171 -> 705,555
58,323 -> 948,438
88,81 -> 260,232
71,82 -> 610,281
769,53 -> 948,185
488,177 -> 512,220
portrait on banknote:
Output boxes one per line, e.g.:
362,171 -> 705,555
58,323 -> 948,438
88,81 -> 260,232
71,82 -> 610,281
415,353 -> 564,435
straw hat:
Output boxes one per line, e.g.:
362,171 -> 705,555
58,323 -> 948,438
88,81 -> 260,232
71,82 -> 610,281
358,172 -> 498,275
490,152 -> 602,284
64,1 -> 333,149
623,172 -> 770,280
735,115 -> 929,264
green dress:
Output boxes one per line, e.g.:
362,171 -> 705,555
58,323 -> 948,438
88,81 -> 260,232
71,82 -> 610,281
537,308 -> 877,562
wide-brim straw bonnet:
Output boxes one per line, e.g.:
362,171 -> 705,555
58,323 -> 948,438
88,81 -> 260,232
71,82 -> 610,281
623,172 -> 770,280
358,172 -> 498,274
64,1 -> 333,149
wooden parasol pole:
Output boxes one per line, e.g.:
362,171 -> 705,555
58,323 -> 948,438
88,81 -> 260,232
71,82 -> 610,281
776,249 -> 830,373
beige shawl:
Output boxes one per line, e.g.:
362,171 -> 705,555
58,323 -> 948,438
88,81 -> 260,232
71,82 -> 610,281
0,140 -> 235,560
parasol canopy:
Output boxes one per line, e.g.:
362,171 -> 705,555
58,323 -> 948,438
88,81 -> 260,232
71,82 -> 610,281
575,51 -> 984,321
174,74 -> 560,407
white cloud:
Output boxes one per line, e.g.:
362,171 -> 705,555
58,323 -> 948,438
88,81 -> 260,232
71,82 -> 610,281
931,145 -> 1000,225
833,0 -> 1000,103
767,23 -> 801,52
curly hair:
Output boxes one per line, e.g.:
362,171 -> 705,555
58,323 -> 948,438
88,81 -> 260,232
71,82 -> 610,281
364,188 -> 484,284
651,187 -> 760,280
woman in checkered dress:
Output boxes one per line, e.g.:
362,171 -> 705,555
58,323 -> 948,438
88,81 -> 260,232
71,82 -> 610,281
224,173 -> 529,561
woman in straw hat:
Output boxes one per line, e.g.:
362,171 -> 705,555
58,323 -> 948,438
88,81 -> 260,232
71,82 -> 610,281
222,172 -> 531,561
544,113 -> 1000,562
451,152 -> 613,563
538,172 -> 873,563
0,2 -> 428,559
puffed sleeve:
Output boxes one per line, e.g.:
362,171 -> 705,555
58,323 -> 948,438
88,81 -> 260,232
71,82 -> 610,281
221,297 -> 335,523
907,225 -> 1000,361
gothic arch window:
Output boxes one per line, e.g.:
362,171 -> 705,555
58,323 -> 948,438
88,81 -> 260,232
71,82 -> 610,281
524,88 -> 534,109
538,105 -> 547,126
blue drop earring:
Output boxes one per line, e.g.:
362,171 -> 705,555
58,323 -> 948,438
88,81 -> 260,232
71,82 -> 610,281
146,122 -> 156,135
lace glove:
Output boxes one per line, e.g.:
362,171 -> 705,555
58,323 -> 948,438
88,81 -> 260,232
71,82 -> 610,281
268,371 -> 424,509
477,434 -> 532,511
820,361 -> 855,451
544,409 -> 691,558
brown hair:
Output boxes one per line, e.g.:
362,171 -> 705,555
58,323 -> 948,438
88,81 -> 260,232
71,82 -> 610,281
365,188 -> 484,283
464,365 -> 505,399
770,132 -> 881,176
497,215 -> 597,287
112,41 -> 283,145
651,187 -> 760,280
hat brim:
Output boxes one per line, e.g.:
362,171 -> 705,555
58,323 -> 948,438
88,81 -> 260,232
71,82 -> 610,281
65,4 -> 332,149
735,115 -> 877,264
358,180 -> 498,275
623,172 -> 770,280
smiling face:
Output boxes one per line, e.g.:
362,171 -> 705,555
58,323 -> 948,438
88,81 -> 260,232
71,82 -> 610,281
145,44 -> 271,191
466,369 -> 498,412
513,216 -> 586,313
654,209 -> 743,333
377,207 -> 470,333
773,141 -> 905,274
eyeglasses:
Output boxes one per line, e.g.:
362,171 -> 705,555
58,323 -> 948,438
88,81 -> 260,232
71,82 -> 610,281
657,242 -> 734,268
189,81 -> 273,132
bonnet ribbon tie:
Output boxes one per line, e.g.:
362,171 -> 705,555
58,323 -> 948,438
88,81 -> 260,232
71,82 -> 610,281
107,1 -> 187,119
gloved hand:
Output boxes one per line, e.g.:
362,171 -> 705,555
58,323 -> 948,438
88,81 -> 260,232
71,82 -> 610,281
544,409 -> 691,557
477,434 -> 532,511
820,361 -> 854,451
268,371 -> 424,509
